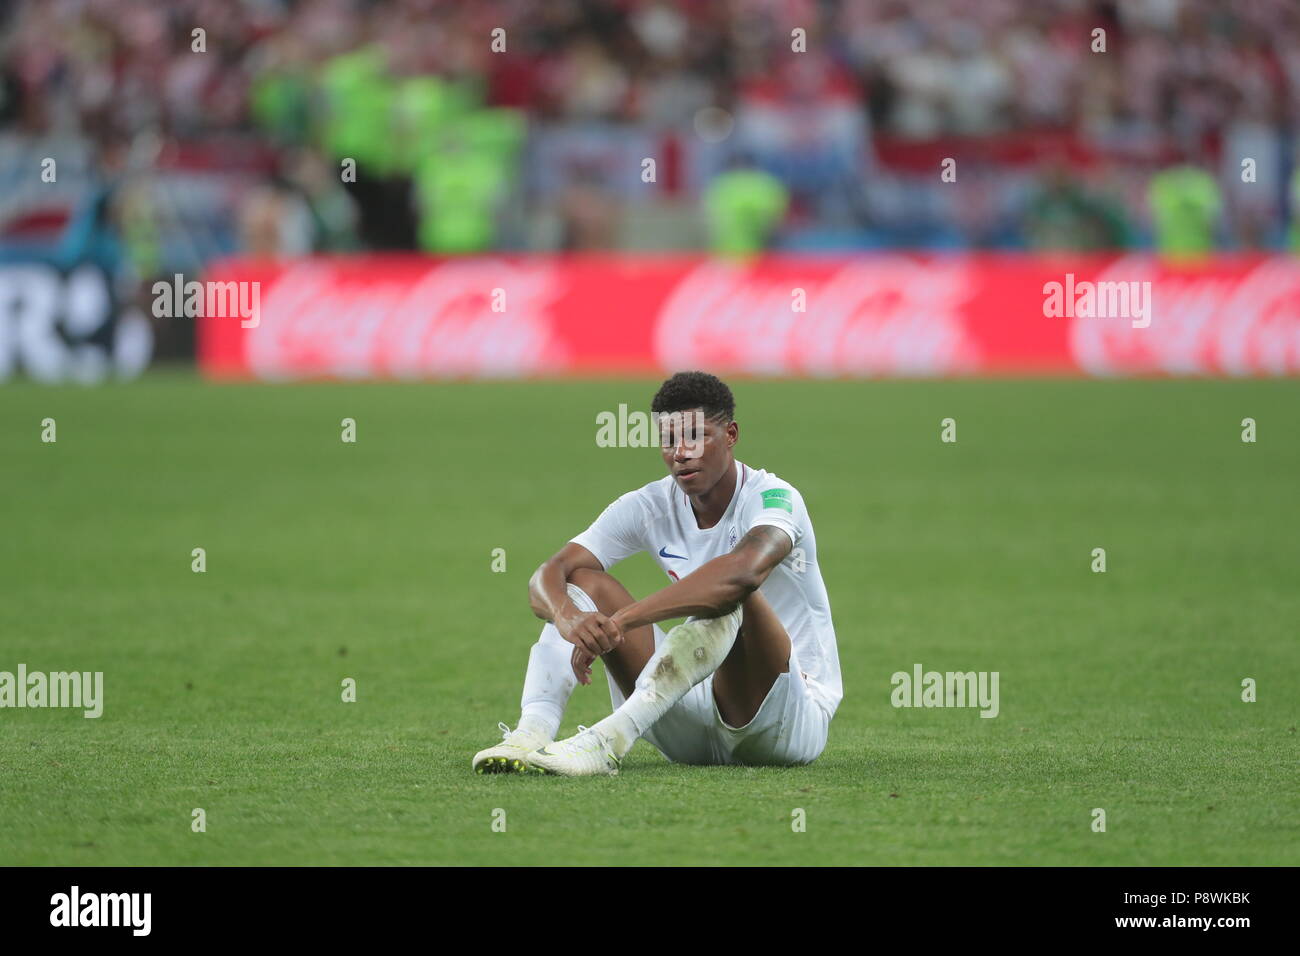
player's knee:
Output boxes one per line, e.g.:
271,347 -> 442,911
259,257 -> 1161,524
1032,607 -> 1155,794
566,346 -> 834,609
567,567 -> 634,615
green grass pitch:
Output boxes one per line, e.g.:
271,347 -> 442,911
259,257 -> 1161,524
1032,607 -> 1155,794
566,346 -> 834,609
2,373 -> 1297,865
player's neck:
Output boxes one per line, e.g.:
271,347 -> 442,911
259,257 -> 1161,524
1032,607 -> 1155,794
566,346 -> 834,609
689,459 -> 738,530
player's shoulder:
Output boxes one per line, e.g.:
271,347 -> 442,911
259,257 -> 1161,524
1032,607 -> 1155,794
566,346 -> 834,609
741,463 -> 802,498
639,473 -> 680,503
738,462 -> 805,514
604,474 -> 677,517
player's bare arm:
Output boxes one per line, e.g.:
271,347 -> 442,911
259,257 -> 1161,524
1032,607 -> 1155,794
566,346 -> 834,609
610,525 -> 792,633
527,542 -> 623,656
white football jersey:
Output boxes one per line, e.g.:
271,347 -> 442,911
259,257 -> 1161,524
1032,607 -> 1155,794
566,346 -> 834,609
570,460 -> 842,718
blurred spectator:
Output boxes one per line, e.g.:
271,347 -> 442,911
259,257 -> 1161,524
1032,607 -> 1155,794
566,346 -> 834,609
705,153 -> 789,257
556,164 -> 621,251
238,149 -> 359,258
1024,159 -> 1131,251
1289,167 -> 1300,254
238,181 -> 314,258
1148,144 -> 1222,260
1220,96 -> 1284,250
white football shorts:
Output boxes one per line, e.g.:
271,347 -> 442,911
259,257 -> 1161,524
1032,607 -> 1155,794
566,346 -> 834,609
605,624 -> 830,766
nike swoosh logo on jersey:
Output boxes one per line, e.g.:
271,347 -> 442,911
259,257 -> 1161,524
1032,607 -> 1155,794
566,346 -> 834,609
658,546 -> 687,560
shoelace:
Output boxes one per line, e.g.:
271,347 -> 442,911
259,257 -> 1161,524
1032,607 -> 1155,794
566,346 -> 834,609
571,725 -> 608,755
497,721 -> 513,741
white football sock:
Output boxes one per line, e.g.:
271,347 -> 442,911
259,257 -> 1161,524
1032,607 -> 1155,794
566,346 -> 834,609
592,604 -> 743,758
517,584 -> 595,739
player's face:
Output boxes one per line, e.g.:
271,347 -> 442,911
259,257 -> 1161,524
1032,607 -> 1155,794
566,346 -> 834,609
658,408 -> 736,494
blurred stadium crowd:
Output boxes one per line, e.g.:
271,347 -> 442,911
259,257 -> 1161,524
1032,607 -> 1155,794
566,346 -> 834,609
2,0 -> 1299,275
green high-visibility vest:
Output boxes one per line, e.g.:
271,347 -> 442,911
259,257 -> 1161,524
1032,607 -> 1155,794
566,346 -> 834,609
1148,166 -> 1220,258
414,151 -> 505,253
319,47 -> 397,175
706,169 -> 789,257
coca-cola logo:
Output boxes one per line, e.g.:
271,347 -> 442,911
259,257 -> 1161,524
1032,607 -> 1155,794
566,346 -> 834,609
243,260 -> 568,379
1070,257 -> 1300,376
652,259 -> 980,376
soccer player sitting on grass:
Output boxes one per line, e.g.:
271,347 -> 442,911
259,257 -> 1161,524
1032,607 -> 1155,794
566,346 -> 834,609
472,371 -> 842,776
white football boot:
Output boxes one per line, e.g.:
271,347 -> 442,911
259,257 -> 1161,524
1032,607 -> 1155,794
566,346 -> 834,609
472,722 -> 551,774
526,725 -> 621,777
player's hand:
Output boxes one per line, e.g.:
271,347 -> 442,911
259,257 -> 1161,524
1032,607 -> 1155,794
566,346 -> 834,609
557,609 -> 622,656
572,646 -> 594,685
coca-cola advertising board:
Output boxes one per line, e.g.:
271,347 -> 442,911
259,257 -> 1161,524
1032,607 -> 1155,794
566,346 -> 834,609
197,254 -> 1300,380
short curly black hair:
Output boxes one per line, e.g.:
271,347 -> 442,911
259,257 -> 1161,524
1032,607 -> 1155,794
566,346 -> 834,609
650,371 -> 735,423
